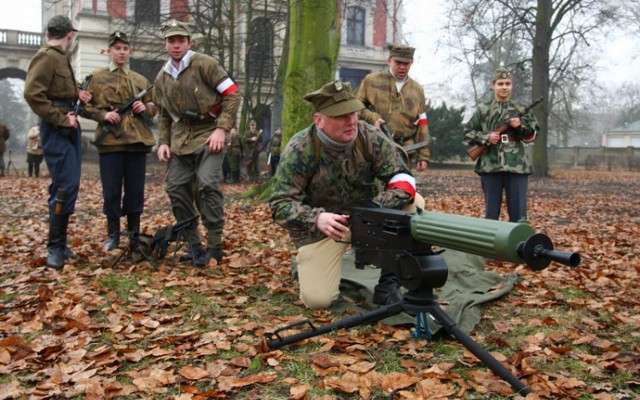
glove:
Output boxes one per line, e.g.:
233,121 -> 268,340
373,188 -> 413,209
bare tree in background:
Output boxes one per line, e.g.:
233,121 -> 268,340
446,0 -> 619,177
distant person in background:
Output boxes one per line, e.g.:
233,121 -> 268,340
83,31 -> 156,253
463,67 -> 540,222
26,125 -> 44,177
0,122 -> 9,177
23,15 -> 92,270
242,120 -> 263,182
268,127 -> 282,177
224,126 -> 242,184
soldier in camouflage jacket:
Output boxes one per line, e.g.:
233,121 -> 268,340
154,20 -> 241,267
269,80 -> 421,310
463,67 -> 540,222
356,45 -> 430,171
84,31 -> 157,253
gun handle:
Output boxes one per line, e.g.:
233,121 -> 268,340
467,144 -> 486,161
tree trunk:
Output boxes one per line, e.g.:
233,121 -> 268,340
281,0 -> 340,143
532,0 -> 552,178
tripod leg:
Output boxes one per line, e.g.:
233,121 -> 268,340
427,304 -> 531,396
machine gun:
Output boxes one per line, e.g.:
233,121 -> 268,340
467,96 -> 543,161
265,206 -> 580,396
73,75 -> 93,116
110,215 -> 199,269
91,85 -> 154,146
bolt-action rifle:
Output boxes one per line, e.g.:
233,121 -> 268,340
364,101 -> 428,154
265,206 -> 580,396
91,85 -> 154,146
467,96 -> 543,161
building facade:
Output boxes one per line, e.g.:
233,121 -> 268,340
42,0 -> 403,131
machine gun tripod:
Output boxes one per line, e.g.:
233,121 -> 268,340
265,207 -> 581,396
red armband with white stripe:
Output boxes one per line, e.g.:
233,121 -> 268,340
216,77 -> 239,97
415,112 -> 428,127
521,131 -> 537,143
386,173 -> 416,202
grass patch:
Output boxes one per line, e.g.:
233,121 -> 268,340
97,273 -> 143,302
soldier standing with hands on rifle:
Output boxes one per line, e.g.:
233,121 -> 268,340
154,20 -> 241,267
463,67 -> 540,223
356,44 -> 430,172
24,15 -> 92,270
269,80 -> 424,310
83,31 -> 157,254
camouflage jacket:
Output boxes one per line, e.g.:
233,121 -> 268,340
356,70 -> 431,162
269,121 -> 414,248
24,44 -> 78,127
269,133 -> 282,157
84,64 -> 156,152
463,99 -> 539,175
154,51 -> 241,155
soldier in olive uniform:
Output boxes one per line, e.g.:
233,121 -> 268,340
24,15 -> 92,270
463,67 -> 540,222
0,122 -> 8,177
269,80 -> 423,310
268,127 -> 282,176
242,120 -> 263,182
224,127 -> 242,183
83,31 -> 157,252
154,21 -> 241,267
26,125 -> 44,177
356,45 -> 430,172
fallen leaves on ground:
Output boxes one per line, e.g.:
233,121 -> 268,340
0,165 -> 638,399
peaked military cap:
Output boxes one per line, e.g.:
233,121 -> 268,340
304,80 -> 365,117
492,67 -> 512,82
47,15 -> 77,34
162,20 -> 191,38
108,31 -> 129,46
388,44 -> 415,62
250,120 -> 257,125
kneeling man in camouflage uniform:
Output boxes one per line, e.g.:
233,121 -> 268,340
269,80 -> 423,310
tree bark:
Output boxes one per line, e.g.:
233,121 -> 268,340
532,0 -> 552,178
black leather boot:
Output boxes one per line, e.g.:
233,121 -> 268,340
61,215 -> 77,260
104,217 -> 120,251
47,213 -> 67,270
372,271 -> 403,306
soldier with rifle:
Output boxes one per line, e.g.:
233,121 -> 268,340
463,67 -> 540,223
24,15 -> 92,270
356,44 -> 431,172
269,80 -> 425,310
83,31 -> 157,254
242,120 -> 263,182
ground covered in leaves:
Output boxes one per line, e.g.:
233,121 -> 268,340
0,164 -> 638,399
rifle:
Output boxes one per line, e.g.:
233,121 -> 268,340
266,206 -> 580,396
73,75 -> 93,115
363,101 -> 392,139
91,85 -> 154,146
151,214 -> 199,261
466,96 -> 543,161
401,140 -> 429,154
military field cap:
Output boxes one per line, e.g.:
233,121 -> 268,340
108,31 -> 129,46
250,120 -> 257,125
47,15 -> 77,34
162,20 -> 190,38
493,67 -> 513,82
388,44 -> 415,62
304,80 -> 365,117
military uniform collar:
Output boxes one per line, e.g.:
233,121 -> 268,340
44,43 -> 68,55
109,60 -> 130,74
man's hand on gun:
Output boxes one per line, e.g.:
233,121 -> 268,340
317,212 -> 350,241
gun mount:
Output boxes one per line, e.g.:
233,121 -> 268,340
266,206 -> 581,396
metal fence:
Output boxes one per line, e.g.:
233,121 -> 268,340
547,146 -> 640,171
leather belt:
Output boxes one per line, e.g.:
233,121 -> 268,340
51,99 -> 75,109
501,134 -> 521,143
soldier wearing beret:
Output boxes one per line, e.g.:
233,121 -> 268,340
463,67 -> 540,222
269,80 -> 424,310
24,15 -> 92,270
83,31 -> 157,253
154,20 -> 241,267
356,44 -> 431,172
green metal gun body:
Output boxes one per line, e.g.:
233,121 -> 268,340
351,207 -> 580,272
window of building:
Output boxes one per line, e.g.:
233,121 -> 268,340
130,59 -> 165,84
248,17 -> 274,80
347,6 -> 365,46
135,0 -> 160,25
340,68 -> 370,90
